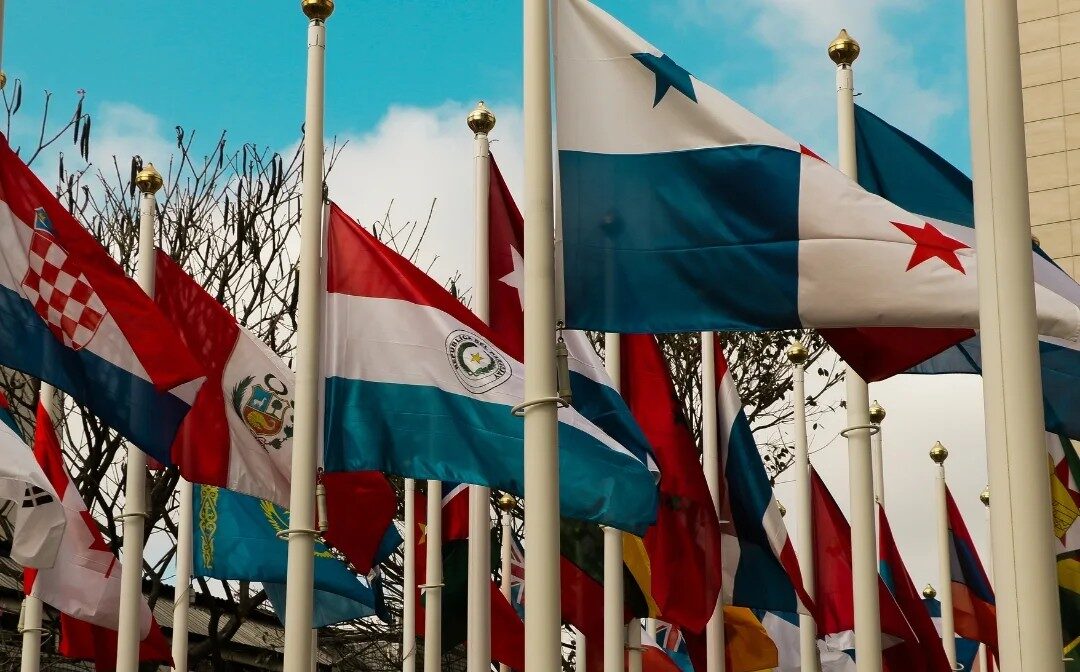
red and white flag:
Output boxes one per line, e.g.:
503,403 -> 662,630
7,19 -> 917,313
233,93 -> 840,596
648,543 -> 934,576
0,417 -> 64,568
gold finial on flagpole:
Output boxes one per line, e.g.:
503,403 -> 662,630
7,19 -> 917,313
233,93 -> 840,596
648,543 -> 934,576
922,584 -> 937,599
868,401 -> 886,425
301,0 -> 334,21
135,164 -> 163,194
785,341 -> 809,365
467,101 -> 497,135
777,501 -> 787,518
0,73 -> 7,90
929,441 -> 949,464
497,492 -> 517,513
980,486 -> 990,507
828,29 -> 861,66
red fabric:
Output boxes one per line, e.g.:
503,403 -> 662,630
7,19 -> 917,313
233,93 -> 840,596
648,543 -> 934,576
945,488 -> 998,655
320,471 -> 398,574
640,641 -> 683,672
560,555 -> 606,672
0,136 -> 202,391
820,327 -> 973,382
486,156 -> 526,361
621,333 -> 722,633
441,484 -> 472,543
58,613 -> 171,671
809,469 -> 923,670
878,505 -> 953,671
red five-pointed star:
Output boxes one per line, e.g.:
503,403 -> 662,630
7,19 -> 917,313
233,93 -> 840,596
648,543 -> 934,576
891,221 -> 970,274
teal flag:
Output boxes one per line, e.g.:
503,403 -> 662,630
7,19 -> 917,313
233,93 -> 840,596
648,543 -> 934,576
193,485 -> 387,627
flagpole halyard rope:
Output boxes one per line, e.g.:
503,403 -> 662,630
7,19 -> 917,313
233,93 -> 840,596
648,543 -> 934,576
510,396 -> 568,416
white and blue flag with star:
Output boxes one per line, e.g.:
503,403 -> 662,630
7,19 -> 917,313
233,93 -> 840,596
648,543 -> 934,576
554,0 -> 1080,345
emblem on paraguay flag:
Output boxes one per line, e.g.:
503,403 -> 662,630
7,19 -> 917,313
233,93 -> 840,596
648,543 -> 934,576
445,329 -> 510,394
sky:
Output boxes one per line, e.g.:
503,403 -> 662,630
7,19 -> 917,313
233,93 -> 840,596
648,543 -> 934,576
5,1 -> 994,595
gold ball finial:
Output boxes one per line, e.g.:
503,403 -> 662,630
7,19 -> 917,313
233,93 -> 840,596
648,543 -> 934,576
777,501 -> 787,518
929,441 -> 949,464
1032,234 -> 1042,247
467,101 -> 497,135
922,584 -> 937,599
786,341 -> 809,366
0,72 -> 7,90
301,0 -> 334,21
980,486 -> 990,507
497,492 -> 517,513
868,400 -> 886,425
828,29 -> 861,67
134,163 -> 163,195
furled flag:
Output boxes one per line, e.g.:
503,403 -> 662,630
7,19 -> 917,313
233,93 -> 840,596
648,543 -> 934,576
321,202 -> 658,533
809,469 -> 923,670
553,0 -> 1080,349
414,487 -> 525,670
0,414 -> 63,568
1049,433 -> 1080,658
192,484 -> 387,627
0,136 -> 203,462
945,486 -> 998,657
830,104 -> 1080,441
508,528 -> 525,619
754,610 -> 857,671
922,594 -> 980,672
877,505 -> 954,672
619,333 -> 723,634
155,251 -> 397,573
23,402 -> 170,668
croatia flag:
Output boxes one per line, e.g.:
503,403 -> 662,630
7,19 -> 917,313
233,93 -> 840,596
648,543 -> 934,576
0,136 -> 203,463
554,0 -> 1080,348
321,202 -> 658,533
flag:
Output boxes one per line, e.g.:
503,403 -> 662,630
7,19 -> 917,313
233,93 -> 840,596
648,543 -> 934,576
877,505 -> 953,671
0,390 -> 20,434
652,621 -> 693,672
23,401 -> 169,667
682,607 -> 779,672
619,333 -> 723,633
922,595 -> 981,672
155,251 -> 397,573
836,104 -> 1080,440
553,0 -> 1080,349
508,529 -> 525,618
1049,433 -> 1080,656
0,415 -> 63,568
192,484 -> 386,627
414,487 -> 525,670
0,136 -> 203,463
713,340 -> 812,615
809,469 -> 923,670
321,202 -> 658,533
945,486 -> 998,656
755,609 -> 857,672
637,623 -> 685,672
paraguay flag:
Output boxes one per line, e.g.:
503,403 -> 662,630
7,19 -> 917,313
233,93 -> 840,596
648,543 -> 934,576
554,0 -> 1080,352
945,486 -> 998,657
0,135 -> 203,463
321,202 -> 658,534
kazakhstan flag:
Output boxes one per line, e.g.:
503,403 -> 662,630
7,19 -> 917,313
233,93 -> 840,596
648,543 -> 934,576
193,485 -> 388,627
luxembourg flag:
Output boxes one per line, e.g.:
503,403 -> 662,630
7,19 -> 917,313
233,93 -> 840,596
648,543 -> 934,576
554,0 -> 1080,345
0,135 -> 203,462
321,203 -> 658,534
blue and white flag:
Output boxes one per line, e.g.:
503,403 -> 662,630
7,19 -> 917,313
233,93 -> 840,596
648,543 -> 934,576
554,0 -> 1080,349
756,610 -> 857,672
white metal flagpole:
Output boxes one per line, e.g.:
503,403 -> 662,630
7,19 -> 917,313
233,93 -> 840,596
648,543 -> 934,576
963,0 -> 1062,668
700,332 -> 726,672
498,492 -> 517,672
467,100 -> 497,672
403,479 -> 417,672
281,2 -> 332,671
604,333 -> 627,672
522,0 -> 563,669
829,29 -> 883,672
869,402 -> 886,507
786,342 -> 819,672
575,628 -> 587,672
424,481 -> 443,672
931,443 -> 958,668
116,162 -> 164,672
172,477 -> 193,672
979,486 -> 993,672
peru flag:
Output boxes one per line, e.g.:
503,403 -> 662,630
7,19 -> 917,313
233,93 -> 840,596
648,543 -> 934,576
154,251 -> 396,573
0,135 -> 203,463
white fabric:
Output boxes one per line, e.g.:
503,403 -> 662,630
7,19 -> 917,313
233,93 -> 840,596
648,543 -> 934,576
761,613 -> 857,671
0,423 -> 63,568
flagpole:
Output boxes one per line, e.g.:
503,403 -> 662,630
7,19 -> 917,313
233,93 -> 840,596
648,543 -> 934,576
931,443 -> 958,668
424,481 -> 443,672
700,332 -> 726,672
786,342 -> 819,672
172,477 -> 193,672
575,627 -> 587,672
467,100 -> 496,672
498,493 -> 517,672
603,333 -> 627,672
869,402 -> 886,507
963,0 -> 1062,667
829,29 -> 883,672
115,163 -> 163,672
403,478 -> 417,672
979,486 -> 992,672
19,383 -> 58,672
281,3 -> 332,671
522,0 -> 563,669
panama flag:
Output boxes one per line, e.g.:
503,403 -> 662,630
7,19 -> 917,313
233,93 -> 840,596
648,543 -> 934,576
321,202 -> 658,533
0,414 -> 64,568
0,136 -> 203,463
712,338 -> 812,615
554,0 -> 1080,347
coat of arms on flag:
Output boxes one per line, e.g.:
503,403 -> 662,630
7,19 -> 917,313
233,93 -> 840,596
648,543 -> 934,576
445,330 -> 511,394
21,208 -> 106,351
231,373 -> 294,451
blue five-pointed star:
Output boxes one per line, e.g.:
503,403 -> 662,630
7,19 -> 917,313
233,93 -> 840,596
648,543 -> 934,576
632,52 -> 698,107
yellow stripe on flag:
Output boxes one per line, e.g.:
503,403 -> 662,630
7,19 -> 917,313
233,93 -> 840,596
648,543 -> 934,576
724,607 -> 779,672
622,533 -> 659,618
1059,557 -> 1080,595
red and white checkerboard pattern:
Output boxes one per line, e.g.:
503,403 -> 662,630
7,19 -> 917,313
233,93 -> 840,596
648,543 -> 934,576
21,224 -> 106,351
